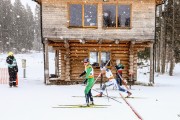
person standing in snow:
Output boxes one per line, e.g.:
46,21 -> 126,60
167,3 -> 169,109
115,59 -> 124,86
95,67 -> 132,97
6,52 -> 18,87
79,58 -> 94,106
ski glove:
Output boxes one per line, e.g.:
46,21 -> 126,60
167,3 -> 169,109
79,71 -> 86,77
82,79 -> 88,84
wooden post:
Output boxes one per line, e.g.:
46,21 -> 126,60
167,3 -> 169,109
44,38 -> 50,84
129,41 -> 135,80
149,42 -> 154,84
55,50 -> 59,77
64,40 -> 71,81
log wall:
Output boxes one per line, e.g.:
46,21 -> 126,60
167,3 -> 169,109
50,40 -> 151,83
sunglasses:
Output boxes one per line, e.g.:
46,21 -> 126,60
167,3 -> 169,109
84,62 -> 88,63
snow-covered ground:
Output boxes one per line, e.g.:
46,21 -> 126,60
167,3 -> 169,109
0,52 -> 180,120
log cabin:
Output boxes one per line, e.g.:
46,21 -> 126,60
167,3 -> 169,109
33,0 -> 164,85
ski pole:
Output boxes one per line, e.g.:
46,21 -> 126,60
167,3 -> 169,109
116,71 -> 129,90
119,92 -> 143,120
92,88 -> 121,104
105,87 -> 109,102
92,59 -> 111,87
110,61 -> 129,90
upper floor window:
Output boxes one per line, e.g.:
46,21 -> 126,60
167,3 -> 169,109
103,4 -> 131,28
69,4 -> 98,28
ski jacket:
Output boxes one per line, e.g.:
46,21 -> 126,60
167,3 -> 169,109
105,69 -> 114,81
6,56 -> 18,72
115,63 -> 124,74
85,64 -> 94,79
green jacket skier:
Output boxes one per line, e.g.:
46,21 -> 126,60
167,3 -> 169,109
79,58 -> 94,106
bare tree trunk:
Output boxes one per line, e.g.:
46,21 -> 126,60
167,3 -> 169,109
156,5 -> 163,73
169,0 -> 175,76
157,35 -> 161,72
160,9 -> 166,74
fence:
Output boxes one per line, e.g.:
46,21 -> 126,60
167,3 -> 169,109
0,68 -> 9,84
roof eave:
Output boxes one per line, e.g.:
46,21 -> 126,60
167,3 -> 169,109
32,0 -> 41,4
32,0 -> 164,5
156,0 -> 165,5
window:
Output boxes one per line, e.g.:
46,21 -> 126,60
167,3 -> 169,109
69,4 -> 82,27
90,52 -> 99,66
69,4 -> 98,27
118,5 -> 131,27
103,4 -> 131,28
101,52 -> 110,66
84,5 -> 97,26
89,51 -> 110,67
103,4 -> 116,27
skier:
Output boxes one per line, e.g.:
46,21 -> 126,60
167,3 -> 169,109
115,59 -> 124,86
95,67 -> 132,97
79,58 -> 94,106
6,52 -> 18,87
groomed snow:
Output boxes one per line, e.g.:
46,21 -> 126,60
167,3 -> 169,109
0,52 -> 180,120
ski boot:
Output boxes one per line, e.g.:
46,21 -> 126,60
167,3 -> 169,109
95,92 -> 103,97
127,91 -> 132,97
90,101 -> 94,105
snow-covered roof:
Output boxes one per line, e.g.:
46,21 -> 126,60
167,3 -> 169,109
33,0 -> 164,5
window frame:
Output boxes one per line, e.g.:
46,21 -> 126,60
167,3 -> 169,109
102,3 -> 132,29
68,3 -> 98,28
89,50 -> 111,67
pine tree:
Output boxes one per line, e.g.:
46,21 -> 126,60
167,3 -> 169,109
13,0 -> 27,52
0,0 -> 13,52
34,4 -> 42,51
25,4 -> 35,51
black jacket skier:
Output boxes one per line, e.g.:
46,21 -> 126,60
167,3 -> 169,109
6,52 -> 18,87
115,59 -> 124,86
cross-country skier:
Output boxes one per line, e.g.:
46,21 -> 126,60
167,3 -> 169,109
79,58 -> 94,106
115,59 -> 124,86
6,52 -> 18,87
95,67 -> 132,97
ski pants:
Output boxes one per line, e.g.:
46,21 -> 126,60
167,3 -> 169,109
116,73 -> 122,86
101,79 -> 127,93
8,67 -> 17,86
85,78 -> 94,104
84,78 -> 94,95
85,89 -> 93,104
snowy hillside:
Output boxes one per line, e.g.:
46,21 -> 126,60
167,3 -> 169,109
0,52 -> 180,120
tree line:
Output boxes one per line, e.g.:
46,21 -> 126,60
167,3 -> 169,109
138,0 -> 180,76
0,0 -> 41,53
155,0 -> 180,75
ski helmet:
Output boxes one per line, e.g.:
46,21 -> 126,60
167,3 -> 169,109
8,52 -> 13,56
84,58 -> 89,63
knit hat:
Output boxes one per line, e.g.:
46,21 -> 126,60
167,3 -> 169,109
84,58 -> 89,63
